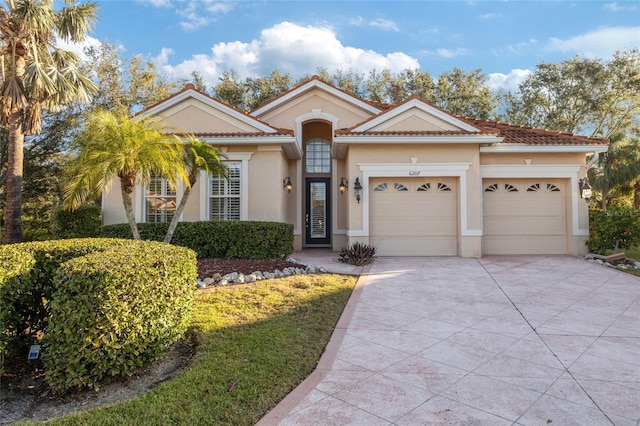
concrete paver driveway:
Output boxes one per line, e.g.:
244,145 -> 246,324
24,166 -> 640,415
259,255 -> 640,425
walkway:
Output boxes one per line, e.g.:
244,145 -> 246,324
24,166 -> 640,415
258,254 -> 640,425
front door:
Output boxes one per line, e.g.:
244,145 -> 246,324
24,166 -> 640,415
305,178 -> 331,245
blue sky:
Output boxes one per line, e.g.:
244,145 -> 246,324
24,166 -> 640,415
72,0 -> 640,91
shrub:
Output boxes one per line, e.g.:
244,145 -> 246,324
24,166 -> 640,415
51,204 -> 102,239
588,209 -> 640,254
44,241 -> 196,391
99,221 -> 294,259
339,242 -> 377,266
0,239 -> 197,391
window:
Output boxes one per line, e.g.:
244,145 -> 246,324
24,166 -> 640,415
417,183 -> 431,192
209,162 -> 241,221
373,182 -> 388,192
305,138 -> 331,173
145,176 -> 176,223
394,183 -> 408,191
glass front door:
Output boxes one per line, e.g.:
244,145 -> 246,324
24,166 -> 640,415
305,178 -> 331,245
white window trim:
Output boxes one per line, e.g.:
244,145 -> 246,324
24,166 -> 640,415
199,153 -> 253,221
349,163 -> 477,237
480,164 -> 585,236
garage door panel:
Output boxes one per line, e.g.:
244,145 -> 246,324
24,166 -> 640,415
371,237 -> 457,256
483,179 -> 567,255
371,177 -> 458,256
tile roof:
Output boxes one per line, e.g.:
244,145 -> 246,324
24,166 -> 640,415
465,119 -> 609,146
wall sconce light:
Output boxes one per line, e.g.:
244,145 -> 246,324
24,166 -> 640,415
339,177 -> 348,194
579,177 -> 592,202
354,177 -> 363,203
283,176 -> 293,194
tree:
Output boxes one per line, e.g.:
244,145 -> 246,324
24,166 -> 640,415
63,109 -> 187,240
214,70 -> 245,110
433,67 -> 494,119
164,135 -> 227,244
588,135 -> 640,210
502,49 -> 640,138
0,0 -> 98,244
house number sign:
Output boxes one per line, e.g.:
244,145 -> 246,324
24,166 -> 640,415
409,171 -> 421,176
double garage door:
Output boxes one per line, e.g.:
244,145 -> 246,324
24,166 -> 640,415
370,177 -> 458,256
483,178 -> 568,255
369,177 -> 569,256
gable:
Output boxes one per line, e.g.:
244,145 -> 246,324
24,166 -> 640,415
352,98 -> 480,133
367,108 -> 465,132
251,77 -> 381,130
137,85 -> 277,135
156,98 -> 266,134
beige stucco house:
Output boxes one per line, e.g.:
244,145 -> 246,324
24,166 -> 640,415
102,76 -> 608,257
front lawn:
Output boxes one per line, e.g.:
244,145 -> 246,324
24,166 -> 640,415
29,274 -> 356,425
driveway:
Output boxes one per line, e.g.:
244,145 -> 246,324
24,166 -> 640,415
258,255 -> 640,425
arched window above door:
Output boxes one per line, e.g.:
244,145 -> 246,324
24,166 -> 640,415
305,137 -> 331,173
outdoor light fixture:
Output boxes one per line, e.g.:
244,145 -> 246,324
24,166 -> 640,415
283,176 -> 293,193
353,177 -> 363,203
339,177 -> 348,194
579,177 -> 592,202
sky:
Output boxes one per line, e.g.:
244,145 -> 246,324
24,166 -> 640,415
69,0 -> 640,92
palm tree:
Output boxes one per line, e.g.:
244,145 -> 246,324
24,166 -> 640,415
63,109 -> 188,240
163,135 -> 228,244
588,134 -> 640,210
0,0 -> 98,244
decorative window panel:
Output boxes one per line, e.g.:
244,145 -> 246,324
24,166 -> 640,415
145,176 -> 176,223
394,183 -> 408,191
438,182 -> 452,192
417,183 -> 431,192
505,184 -> 518,192
305,138 -> 331,173
209,162 -> 241,221
373,183 -> 388,192
485,183 -> 499,192
527,183 -> 540,192
547,183 -> 561,192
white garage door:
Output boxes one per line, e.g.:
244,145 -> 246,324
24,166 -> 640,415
483,179 -> 568,255
370,177 -> 458,256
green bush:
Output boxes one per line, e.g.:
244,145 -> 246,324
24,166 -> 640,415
588,209 -> 640,254
99,221 -> 294,259
0,239 -> 129,357
0,239 -> 197,391
339,242 -> 377,266
51,204 -> 102,239
45,242 -> 196,391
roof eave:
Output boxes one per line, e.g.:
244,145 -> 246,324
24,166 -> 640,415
480,144 -> 609,154
334,135 -> 504,144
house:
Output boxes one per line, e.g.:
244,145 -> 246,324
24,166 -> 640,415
102,76 -> 608,257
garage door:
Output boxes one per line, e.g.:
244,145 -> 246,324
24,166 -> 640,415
370,177 -> 458,256
483,179 -> 567,255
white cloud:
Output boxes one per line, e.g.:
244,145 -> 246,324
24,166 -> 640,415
154,21 -> 420,86
55,34 -> 102,61
478,13 -> 501,20
422,47 -> 468,58
136,0 -> 173,8
604,2 -> 624,12
369,18 -> 400,32
348,16 -> 399,31
547,26 -> 640,58
487,69 -> 531,91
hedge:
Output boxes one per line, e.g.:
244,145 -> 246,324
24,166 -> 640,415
0,239 -> 197,391
51,204 -> 102,239
98,221 -> 294,259
588,208 -> 640,254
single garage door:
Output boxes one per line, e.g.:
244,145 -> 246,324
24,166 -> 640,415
370,177 -> 458,256
483,179 -> 568,255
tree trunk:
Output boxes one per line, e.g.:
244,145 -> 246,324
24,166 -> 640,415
601,188 -> 608,211
164,185 -> 192,244
1,110 -> 25,244
634,179 -> 640,210
120,179 -> 140,240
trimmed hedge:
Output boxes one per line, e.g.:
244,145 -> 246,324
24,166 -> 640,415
0,239 -> 197,391
51,204 -> 102,239
588,208 -> 640,254
98,221 -> 294,259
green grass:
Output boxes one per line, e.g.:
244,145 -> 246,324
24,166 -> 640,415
35,274 -> 356,426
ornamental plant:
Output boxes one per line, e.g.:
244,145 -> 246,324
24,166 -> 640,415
339,242 -> 377,266
588,209 -> 640,254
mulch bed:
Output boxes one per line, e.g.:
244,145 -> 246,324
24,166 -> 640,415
197,258 -> 305,279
